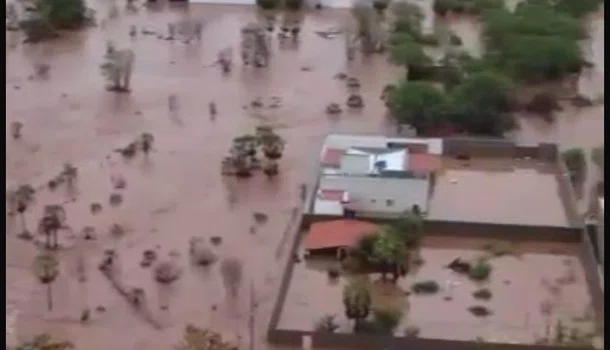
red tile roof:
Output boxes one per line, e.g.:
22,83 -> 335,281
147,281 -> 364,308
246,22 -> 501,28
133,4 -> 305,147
304,220 -> 379,251
409,153 -> 442,173
319,189 -> 345,201
321,148 -> 343,167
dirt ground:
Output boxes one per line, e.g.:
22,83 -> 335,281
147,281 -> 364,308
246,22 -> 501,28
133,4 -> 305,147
5,1 -> 604,350
280,237 -> 598,345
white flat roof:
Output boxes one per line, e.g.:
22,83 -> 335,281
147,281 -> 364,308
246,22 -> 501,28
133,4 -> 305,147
323,134 -> 444,155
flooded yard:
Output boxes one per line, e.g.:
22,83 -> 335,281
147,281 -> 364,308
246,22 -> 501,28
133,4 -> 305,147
280,237 -> 598,345
427,157 -> 570,227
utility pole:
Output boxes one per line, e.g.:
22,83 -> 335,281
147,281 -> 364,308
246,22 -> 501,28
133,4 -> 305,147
248,280 -> 256,350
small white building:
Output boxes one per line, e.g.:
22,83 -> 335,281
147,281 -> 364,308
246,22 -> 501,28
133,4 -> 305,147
313,134 -> 443,217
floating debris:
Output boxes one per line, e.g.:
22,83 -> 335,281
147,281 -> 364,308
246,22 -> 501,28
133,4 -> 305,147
326,103 -> 342,115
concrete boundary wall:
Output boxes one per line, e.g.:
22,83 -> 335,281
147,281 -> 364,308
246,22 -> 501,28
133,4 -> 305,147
268,330 -> 591,350
442,138 -> 558,162
302,214 -> 581,242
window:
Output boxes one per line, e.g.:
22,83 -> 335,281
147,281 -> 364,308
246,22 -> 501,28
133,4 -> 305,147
386,199 -> 394,206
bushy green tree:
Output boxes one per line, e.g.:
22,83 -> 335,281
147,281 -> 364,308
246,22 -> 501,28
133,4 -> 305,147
38,0 -> 88,29
482,4 -> 586,82
373,227 -> 408,282
390,40 -> 432,74
501,35 -> 582,81
551,0 -> 603,18
448,70 -> 516,135
388,81 -> 447,135
393,213 -> 423,247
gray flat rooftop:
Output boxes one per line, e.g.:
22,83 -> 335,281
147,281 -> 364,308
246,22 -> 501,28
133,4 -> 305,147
427,158 -> 570,227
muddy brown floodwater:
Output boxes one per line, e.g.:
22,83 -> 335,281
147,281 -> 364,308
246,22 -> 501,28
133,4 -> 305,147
5,4 -> 402,350
5,2 -> 604,350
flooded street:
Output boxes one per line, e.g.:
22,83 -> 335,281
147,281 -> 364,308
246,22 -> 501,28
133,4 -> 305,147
5,1 -> 604,349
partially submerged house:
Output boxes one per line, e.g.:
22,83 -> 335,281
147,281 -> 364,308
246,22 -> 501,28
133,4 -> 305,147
313,134 -> 442,217
303,219 -> 379,258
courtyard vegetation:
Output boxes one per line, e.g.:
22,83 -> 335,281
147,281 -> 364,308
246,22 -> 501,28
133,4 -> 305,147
386,0 -> 602,137
319,213 -> 425,334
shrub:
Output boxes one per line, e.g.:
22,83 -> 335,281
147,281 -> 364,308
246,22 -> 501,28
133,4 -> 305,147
417,33 -> 440,46
468,305 -> 492,317
341,255 -> 364,273
353,233 -> 379,261
284,0 -> 303,10
390,32 -> 415,46
314,314 -> 339,333
561,148 -> 586,183
450,33 -> 462,46
472,288 -> 492,300
394,18 -> 416,34
256,0 -> 279,9
591,147 -> 604,170
38,0 -> 89,29
327,267 -> 340,279
403,325 -> 421,337
411,280 -> 440,294
433,0 -> 458,16
468,260 -> 491,281
373,0 -> 389,12
373,308 -> 403,333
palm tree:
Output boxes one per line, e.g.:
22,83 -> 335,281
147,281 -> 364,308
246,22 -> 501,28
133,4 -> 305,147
342,280 -> 371,331
263,159 -> 279,178
140,132 -> 155,160
33,252 -> 60,311
373,226 -> 408,282
38,205 -> 66,250
13,184 -> 36,238
17,333 -> 74,350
